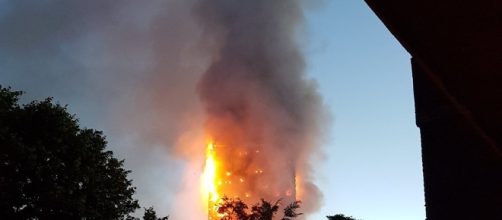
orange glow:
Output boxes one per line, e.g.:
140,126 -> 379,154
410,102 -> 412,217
202,141 -> 223,220
201,139 -> 297,219
203,142 -> 219,203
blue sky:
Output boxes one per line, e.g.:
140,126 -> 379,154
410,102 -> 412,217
304,1 -> 425,219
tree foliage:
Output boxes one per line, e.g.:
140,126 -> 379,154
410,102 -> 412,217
281,201 -> 302,220
215,196 -> 302,220
125,207 -> 169,220
326,214 -> 358,220
0,86 -> 140,219
142,207 -> 169,220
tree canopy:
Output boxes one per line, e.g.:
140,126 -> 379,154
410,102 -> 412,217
142,207 -> 169,220
0,86 -> 140,219
326,214 -> 358,220
215,196 -> 302,220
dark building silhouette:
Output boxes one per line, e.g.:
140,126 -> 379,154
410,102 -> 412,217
365,1 -> 502,219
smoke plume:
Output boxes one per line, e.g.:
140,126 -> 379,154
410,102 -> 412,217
0,0 -> 327,218
194,0 -> 327,216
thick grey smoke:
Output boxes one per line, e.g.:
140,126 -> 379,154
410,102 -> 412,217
193,0 -> 327,216
0,0 -> 327,218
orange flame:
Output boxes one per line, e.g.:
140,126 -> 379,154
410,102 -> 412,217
202,141 -> 221,219
201,139 -> 297,219
203,141 -> 219,201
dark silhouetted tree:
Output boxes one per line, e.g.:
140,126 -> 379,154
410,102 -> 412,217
217,197 -> 250,220
0,86 -> 140,219
281,201 -> 302,220
216,196 -> 302,220
124,207 -> 169,220
143,207 -> 158,220
142,207 -> 169,220
250,199 -> 280,220
326,214 -> 358,220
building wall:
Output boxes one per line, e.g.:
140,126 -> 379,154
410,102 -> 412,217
412,58 -> 502,219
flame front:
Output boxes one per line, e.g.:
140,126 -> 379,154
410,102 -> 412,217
203,142 -> 219,203
201,138 -> 299,219
202,141 -> 221,219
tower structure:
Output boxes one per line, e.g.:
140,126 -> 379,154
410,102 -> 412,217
207,142 -> 297,219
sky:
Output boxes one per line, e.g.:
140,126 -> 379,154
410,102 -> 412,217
304,1 -> 425,219
0,1 -> 425,219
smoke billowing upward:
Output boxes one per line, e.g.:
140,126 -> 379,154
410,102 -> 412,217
194,0 -> 327,215
0,0 -> 328,218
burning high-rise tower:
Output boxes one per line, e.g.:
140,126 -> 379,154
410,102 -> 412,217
194,0 -> 328,218
204,141 -> 297,219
